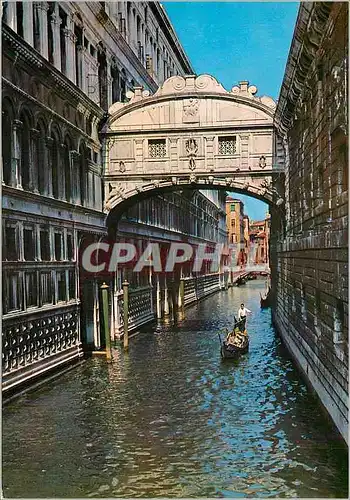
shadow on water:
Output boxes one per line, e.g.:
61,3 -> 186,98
2,280 -> 348,498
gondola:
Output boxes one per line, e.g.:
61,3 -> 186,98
218,320 -> 249,360
260,287 -> 271,308
235,276 -> 247,286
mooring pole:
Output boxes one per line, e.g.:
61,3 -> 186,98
101,282 -> 112,363
123,279 -> 129,350
180,277 -> 185,317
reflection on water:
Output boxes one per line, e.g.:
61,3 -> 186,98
2,281 -> 348,498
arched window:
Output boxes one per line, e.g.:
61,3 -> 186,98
79,142 -> 87,205
111,65 -> 120,103
51,130 -> 60,199
97,44 -> 108,110
64,136 -> 72,202
19,111 -> 32,191
33,3 -> 41,52
36,120 -> 46,195
2,100 -> 13,186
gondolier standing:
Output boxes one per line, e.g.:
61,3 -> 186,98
237,303 -> 251,332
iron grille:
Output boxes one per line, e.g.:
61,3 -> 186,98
148,139 -> 166,158
218,136 -> 237,155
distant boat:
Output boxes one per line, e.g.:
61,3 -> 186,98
260,287 -> 271,308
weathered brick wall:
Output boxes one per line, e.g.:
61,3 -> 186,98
273,2 -> 348,442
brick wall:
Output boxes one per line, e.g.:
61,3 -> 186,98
273,2 -> 348,442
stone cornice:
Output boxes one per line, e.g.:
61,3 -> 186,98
2,24 -> 104,120
274,2 -> 332,136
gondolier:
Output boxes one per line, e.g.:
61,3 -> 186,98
237,303 -> 251,331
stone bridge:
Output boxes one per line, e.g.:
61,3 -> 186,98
103,74 -> 285,229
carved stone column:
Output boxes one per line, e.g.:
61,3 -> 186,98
169,138 -> 178,172
13,120 -> 23,189
23,2 -> 34,46
106,58 -> 113,109
37,2 -> 49,60
240,134 -> 250,170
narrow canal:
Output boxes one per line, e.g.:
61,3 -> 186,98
2,280 -> 348,498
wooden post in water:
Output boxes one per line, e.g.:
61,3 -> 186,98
179,278 -> 185,317
101,282 -> 112,363
123,279 -> 129,350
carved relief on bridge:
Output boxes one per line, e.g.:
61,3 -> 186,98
105,75 -> 281,215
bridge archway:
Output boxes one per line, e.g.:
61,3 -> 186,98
104,74 -> 283,230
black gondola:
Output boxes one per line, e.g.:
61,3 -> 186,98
260,287 -> 271,308
218,319 -> 249,360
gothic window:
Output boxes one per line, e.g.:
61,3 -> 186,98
79,143 -> 87,205
36,120 -> 46,195
2,102 -> 13,186
63,137 -> 72,202
111,65 -> 120,103
51,131 -> 60,199
98,45 -> 108,110
19,111 -> 31,191
148,139 -> 166,158
218,136 -> 237,155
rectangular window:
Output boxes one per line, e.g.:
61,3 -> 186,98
148,139 -> 166,158
219,136 -> 236,156
67,234 -> 74,261
40,229 -> 51,261
57,271 -> 67,302
68,270 -> 76,299
41,272 -> 53,305
4,226 -> 18,261
24,228 -> 35,261
231,219 -> 235,228
25,272 -> 38,308
230,204 -> 236,212
3,272 -> 22,313
54,232 -> 63,261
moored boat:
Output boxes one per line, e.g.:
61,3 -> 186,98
260,287 -> 271,308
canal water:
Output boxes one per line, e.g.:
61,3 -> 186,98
2,280 -> 348,498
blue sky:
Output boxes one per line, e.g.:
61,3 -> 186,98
163,1 -> 299,221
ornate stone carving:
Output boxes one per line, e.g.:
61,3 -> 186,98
119,161 -> 126,173
259,156 -> 267,169
189,174 -> 196,184
185,138 -> 198,156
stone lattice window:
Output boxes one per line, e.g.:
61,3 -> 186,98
218,136 -> 236,155
148,139 -> 166,158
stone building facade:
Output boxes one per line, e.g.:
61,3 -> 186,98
2,1 -> 228,392
273,2 -> 348,442
225,197 -> 247,264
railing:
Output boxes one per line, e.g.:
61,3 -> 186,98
116,285 -> 154,335
2,304 -> 82,390
183,273 -> 222,306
